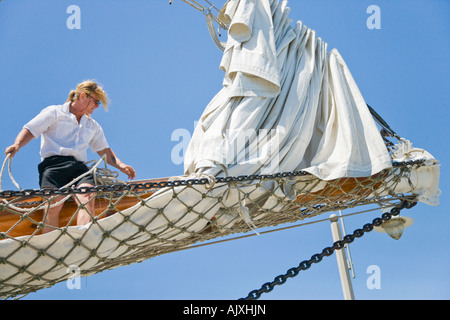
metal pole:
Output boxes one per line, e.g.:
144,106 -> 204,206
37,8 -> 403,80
330,214 -> 355,300
338,210 -> 356,279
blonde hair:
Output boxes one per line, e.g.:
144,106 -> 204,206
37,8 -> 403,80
66,80 -> 109,111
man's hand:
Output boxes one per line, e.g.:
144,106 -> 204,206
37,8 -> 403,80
5,144 -> 20,158
5,128 -> 34,159
118,163 -> 136,180
97,148 -> 136,180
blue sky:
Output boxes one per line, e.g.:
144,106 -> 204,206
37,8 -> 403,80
0,0 -> 449,300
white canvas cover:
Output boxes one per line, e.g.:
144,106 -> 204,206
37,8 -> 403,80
184,0 -> 393,180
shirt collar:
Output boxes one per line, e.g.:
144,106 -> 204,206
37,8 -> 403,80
62,101 -> 71,114
63,101 -> 90,123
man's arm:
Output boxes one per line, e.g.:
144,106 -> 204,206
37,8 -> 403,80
97,148 -> 136,180
5,128 -> 35,158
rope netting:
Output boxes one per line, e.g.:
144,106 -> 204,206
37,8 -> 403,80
0,153 -> 431,299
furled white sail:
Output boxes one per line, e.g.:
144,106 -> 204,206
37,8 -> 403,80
185,0 -> 393,181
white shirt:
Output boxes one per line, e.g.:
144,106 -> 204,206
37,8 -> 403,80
24,102 -> 109,162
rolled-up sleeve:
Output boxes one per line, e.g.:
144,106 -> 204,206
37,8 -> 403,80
89,122 -> 109,153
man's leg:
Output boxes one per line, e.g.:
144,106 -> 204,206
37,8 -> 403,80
73,183 -> 96,226
41,195 -> 66,234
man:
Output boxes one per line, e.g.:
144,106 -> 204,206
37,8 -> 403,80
5,80 -> 136,234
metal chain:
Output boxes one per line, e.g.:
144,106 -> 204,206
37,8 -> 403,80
0,159 -> 425,199
239,200 -> 417,300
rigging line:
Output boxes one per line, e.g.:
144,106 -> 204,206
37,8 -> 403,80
179,0 -> 222,13
367,104 -> 400,139
170,204 -> 396,253
171,0 -> 228,30
178,0 -> 205,12
203,0 -> 222,13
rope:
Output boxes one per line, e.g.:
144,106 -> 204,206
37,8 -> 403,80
0,154 -> 21,191
205,10 -> 226,51
0,154 -> 107,193
170,0 -> 228,51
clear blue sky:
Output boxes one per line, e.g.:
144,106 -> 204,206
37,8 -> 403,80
0,0 -> 449,300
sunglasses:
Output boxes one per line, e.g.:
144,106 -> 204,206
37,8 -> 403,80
86,93 -> 101,106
